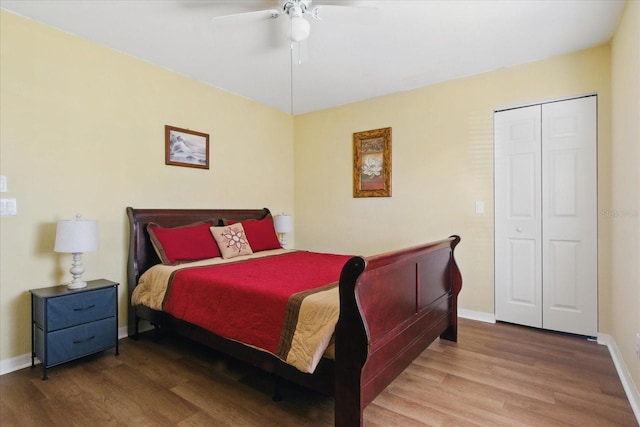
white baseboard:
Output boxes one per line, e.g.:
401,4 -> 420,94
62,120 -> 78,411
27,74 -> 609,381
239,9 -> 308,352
0,353 -> 33,376
118,325 -> 130,340
459,309 -> 496,323
598,333 -> 640,424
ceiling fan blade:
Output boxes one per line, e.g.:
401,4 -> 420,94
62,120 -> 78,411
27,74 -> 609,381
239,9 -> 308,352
181,0 -> 275,11
210,8 -> 281,24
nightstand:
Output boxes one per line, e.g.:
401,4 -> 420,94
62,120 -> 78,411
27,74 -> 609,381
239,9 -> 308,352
30,279 -> 119,380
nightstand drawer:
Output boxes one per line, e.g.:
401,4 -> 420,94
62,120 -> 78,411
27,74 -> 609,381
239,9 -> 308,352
38,317 -> 117,366
46,287 -> 116,331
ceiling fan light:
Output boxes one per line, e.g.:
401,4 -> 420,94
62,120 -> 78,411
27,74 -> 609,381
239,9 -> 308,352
289,16 -> 310,42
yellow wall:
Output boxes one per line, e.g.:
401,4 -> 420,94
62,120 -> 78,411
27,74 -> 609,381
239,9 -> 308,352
610,0 -> 640,388
294,45 -> 612,320
0,11 -> 295,362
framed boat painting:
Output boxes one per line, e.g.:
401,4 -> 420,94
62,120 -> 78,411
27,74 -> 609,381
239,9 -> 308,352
165,125 -> 209,169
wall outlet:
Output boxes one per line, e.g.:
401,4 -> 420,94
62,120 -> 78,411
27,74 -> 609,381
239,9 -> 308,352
636,333 -> 640,359
0,175 -> 6,193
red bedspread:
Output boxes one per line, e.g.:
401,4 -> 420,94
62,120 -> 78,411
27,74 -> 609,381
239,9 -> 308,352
163,251 -> 352,355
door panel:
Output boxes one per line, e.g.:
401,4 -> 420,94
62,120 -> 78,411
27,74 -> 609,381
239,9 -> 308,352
495,105 -> 542,328
542,97 -> 598,336
547,239 -> 580,309
509,153 -> 537,217
508,239 -> 538,304
549,149 -> 579,217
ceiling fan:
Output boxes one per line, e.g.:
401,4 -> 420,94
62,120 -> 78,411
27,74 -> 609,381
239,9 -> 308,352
208,0 -> 374,113
210,1 -> 371,44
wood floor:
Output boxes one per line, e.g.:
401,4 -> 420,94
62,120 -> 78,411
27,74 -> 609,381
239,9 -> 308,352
1,318 -> 636,426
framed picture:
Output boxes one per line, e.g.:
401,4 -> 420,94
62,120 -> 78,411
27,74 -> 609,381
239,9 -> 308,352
165,125 -> 209,169
353,127 -> 392,197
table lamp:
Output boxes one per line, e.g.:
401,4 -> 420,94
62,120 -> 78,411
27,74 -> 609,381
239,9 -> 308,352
54,214 -> 99,289
274,214 -> 293,247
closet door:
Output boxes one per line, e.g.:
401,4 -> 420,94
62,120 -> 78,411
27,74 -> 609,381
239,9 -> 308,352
495,96 -> 598,336
494,105 -> 543,328
542,97 -> 597,336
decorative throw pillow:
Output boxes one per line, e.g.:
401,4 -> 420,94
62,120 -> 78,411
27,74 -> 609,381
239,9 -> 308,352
236,216 -> 281,252
210,223 -> 254,259
147,221 -> 221,265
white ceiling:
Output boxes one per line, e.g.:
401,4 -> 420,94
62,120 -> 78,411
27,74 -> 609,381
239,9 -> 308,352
0,0 -> 627,114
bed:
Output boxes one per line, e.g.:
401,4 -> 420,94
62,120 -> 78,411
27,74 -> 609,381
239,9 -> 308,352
126,207 -> 462,427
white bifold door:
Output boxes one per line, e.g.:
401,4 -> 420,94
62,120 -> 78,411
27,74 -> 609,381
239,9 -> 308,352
494,96 -> 597,336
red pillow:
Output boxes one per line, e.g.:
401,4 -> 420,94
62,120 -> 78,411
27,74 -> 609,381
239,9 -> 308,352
147,221 -> 221,265
237,217 -> 281,252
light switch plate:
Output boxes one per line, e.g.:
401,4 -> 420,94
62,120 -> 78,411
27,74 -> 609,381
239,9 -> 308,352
0,176 -> 6,193
0,198 -> 17,216
475,201 -> 485,214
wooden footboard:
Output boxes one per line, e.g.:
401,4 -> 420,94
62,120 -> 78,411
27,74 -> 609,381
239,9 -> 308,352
335,236 -> 462,427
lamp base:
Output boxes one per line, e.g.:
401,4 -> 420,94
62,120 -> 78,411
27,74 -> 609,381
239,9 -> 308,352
67,280 -> 87,290
67,252 -> 87,289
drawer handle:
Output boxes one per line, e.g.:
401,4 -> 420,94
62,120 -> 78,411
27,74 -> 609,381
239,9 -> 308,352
73,304 -> 96,312
73,336 -> 95,344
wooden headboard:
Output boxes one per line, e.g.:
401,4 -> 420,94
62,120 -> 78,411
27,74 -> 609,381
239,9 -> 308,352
125,207 -> 271,337
126,206 -> 270,292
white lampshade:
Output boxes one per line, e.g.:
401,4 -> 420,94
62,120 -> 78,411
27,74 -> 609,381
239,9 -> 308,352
54,218 -> 99,253
54,215 -> 99,289
274,214 -> 294,234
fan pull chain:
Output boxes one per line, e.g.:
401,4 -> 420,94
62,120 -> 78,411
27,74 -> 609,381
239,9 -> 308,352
290,41 -> 294,115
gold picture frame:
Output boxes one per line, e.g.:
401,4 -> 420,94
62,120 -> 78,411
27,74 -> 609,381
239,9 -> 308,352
353,127 -> 392,197
165,125 -> 209,169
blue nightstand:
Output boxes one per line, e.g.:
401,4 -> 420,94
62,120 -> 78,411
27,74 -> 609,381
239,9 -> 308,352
30,279 -> 119,379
